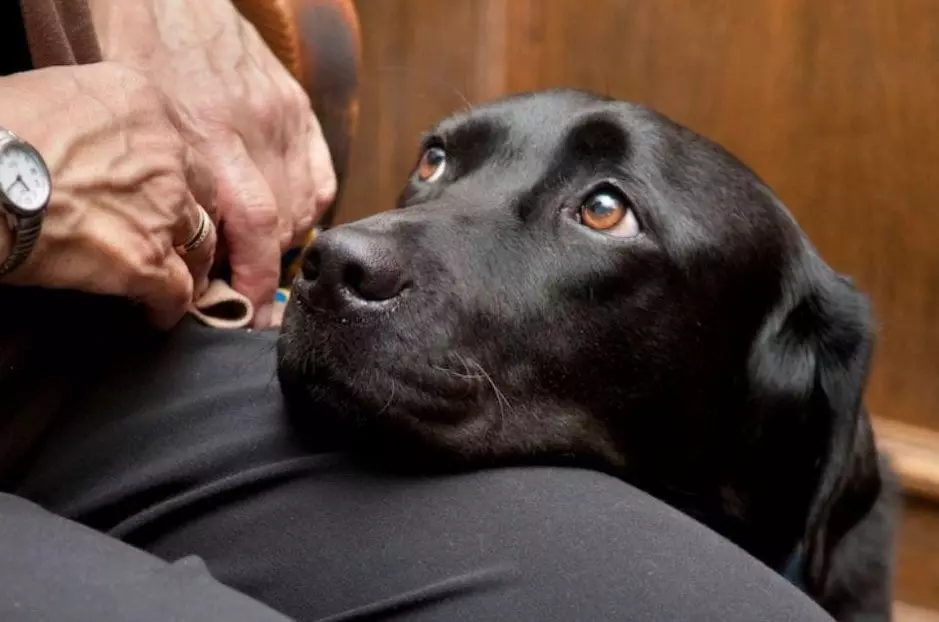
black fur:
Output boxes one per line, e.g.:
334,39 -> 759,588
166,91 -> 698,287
277,89 -> 897,621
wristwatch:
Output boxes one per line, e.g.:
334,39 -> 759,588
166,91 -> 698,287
0,127 -> 51,277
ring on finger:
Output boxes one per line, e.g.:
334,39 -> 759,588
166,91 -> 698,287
176,205 -> 213,257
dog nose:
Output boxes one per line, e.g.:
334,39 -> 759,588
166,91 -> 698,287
301,228 -> 406,303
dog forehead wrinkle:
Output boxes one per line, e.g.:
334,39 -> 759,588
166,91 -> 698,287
435,117 -> 519,176
453,91 -> 608,155
559,111 -> 632,164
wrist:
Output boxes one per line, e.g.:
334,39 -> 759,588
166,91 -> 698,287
0,73 -> 74,282
0,223 -> 10,265
88,0 -> 171,65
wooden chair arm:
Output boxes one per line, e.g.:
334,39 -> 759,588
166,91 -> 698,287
874,416 -> 939,503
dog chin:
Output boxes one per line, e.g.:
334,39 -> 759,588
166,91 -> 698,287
278,304 -> 496,457
279,372 -> 503,470
278,298 -> 626,470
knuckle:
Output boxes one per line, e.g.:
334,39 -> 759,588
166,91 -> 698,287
318,169 -> 338,202
244,203 -> 279,232
235,261 -> 279,293
287,82 -> 311,112
166,174 -> 191,206
315,191 -> 336,217
306,109 -> 326,139
172,273 -> 194,307
104,61 -> 146,88
294,212 -> 314,235
124,74 -> 163,110
295,184 -> 317,220
156,263 -> 193,310
129,237 -> 169,277
144,172 -> 190,216
250,94 -> 280,128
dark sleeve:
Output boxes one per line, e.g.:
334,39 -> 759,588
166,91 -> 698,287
0,0 -> 33,76
0,287 -> 152,481
18,0 -> 102,67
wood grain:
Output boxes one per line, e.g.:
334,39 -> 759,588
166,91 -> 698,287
896,497 -> 939,613
344,0 -> 939,434
340,0 -> 502,224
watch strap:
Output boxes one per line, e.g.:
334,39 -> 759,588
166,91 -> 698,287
0,213 -> 42,277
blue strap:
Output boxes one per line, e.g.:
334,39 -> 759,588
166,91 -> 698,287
780,544 -> 806,590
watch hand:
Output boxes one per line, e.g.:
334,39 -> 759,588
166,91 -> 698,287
5,178 -> 24,195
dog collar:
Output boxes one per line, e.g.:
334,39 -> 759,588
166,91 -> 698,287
780,544 -> 806,590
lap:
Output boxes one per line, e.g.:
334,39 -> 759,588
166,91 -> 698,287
0,492 -> 290,622
7,319 -> 833,621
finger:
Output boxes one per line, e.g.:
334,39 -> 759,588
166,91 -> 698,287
286,114 -> 336,248
182,197 -> 218,299
143,251 -> 194,331
175,145 -> 218,293
183,145 -> 219,223
308,113 -> 337,214
170,192 -> 216,298
256,155 -> 296,252
213,141 -> 281,328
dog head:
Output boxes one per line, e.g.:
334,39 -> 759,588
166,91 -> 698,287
278,90 -> 884,598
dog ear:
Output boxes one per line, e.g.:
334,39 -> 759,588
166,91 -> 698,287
747,261 -> 883,596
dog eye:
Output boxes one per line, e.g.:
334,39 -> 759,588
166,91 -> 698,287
579,190 -> 640,237
416,146 -> 447,183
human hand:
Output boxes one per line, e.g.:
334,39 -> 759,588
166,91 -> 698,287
0,62 -> 217,329
91,0 -> 337,328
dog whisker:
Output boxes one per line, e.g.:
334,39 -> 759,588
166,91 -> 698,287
377,377 -> 397,416
456,352 -> 476,378
430,362 -> 486,380
465,357 -> 512,431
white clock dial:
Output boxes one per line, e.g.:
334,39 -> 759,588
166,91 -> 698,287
0,143 -> 50,214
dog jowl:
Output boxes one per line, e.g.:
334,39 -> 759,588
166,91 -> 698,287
278,89 -> 897,621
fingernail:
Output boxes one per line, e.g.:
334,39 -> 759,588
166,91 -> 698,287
255,302 -> 273,328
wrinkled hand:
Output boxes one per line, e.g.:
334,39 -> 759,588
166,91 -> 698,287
92,0 -> 336,327
0,62 -> 217,329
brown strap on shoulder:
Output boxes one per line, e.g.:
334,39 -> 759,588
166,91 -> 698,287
18,0 -> 101,68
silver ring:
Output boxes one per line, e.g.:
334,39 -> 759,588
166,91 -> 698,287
176,205 -> 212,256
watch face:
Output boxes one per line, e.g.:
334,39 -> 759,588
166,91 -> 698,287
0,142 -> 51,214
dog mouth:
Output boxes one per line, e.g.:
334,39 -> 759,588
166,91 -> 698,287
282,296 -> 496,427
398,353 -> 494,395
344,354 -> 496,426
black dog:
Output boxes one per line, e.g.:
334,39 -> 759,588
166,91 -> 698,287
277,89 -> 897,621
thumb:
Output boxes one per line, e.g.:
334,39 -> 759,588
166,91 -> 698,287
144,252 -> 194,330
213,145 -> 281,328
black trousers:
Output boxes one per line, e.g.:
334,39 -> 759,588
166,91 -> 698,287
1,319 -> 834,621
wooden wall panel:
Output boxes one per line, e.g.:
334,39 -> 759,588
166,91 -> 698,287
343,0 -> 939,432
340,0 -> 505,223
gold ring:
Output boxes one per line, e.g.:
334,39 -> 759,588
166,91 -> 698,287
176,205 -> 212,257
